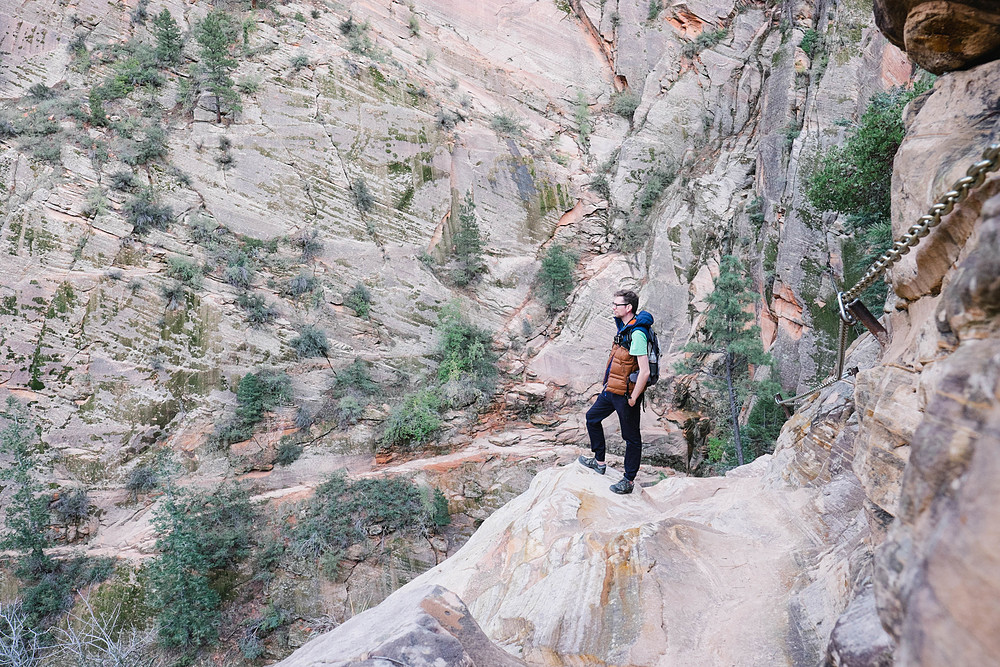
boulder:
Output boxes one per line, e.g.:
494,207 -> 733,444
874,0 -> 1000,73
274,584 -> 527,667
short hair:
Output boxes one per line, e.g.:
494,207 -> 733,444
614,289 -> 638,313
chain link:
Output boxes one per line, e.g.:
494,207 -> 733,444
776,142 -> 1000,407
842,143 -> 1000,304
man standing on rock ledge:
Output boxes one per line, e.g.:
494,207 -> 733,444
578,289 -> 652,494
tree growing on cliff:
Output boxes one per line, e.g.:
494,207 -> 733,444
449,191 -> 486,286
806,81 -> 932,302
149,484 -> 256,651
194,10 -> 240,123
535,244 -> 576,313
676,255 -> 772,466
152,8 -> 184,66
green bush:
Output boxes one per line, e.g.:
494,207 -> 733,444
573,90 -> 591,145
609,90 -> 639,120
429,488 -> 450,527
647,0 -> 662,21
215,369 -> 292,446
799,28 -> 818,57
124,189 -> 173,235
109,170 -> 141,192
291,325 -> 329,358
620,168 -> 675,252
122,126 -> 168,166
237,293 -> 278,327
382,389 -> 441,449
535,244 -> 576,313
344,282 -> 372,317
589,174 -> 611,201
54,488 -> 91,523
337,395 -> 364,426
275,439 -> 303,466
334,357 -> 379,396
351,176 -> 375,213
294,228 -> 323,262
436,304 -> 498,383
806,82 -> 931,303
490,111 -> 526,136
339,15 -> 375,56
291,472 -> 439,563
149,484 -> 256,649
290,54 -> 309,71
30,137 -> 62,164
223,251 -> 254,288
159,281 -> 187,310
682,27 -> 728,58
284,272 -> 317,297
126,465 -> 159,499
28,83 -> 55,100
167,257 -> 203,288
102,44 -> 163,98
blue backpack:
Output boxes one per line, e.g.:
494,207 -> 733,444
617,311 -> 660,387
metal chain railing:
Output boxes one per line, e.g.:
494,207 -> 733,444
776,142 -> 1000,407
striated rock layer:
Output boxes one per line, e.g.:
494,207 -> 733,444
279,32 -> 1000,667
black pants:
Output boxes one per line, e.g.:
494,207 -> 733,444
586,390 -> 642,481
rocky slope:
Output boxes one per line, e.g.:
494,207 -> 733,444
5,0 -> 997,663
278,2 -> 1000,666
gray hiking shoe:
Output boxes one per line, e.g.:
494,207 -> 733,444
610,477 -> 634,495
578,455 -> 607,475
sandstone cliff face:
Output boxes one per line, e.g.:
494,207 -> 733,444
277,7 -> 1000,666
7,0 -> 998,662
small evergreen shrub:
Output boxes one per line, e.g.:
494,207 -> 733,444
344,282 -> 372,318
54,488 -> 91,523
294,228 -> 324,261
126,465 -> 159,498
290,54 -> 309,71
682,27 -> 728,58
215,369 -> 293,446
436,305 -> 497,383
159,281 -> 187,310
490,111 -> 526,136
647,0 -> 662,21
334,358 -> 379,396
290,472 -> 439,568
109,170 -> 141,192
535,244 -> 576,313
124,189 -> 173,235
337,395 -> 364,426
609,90 -> 639,120
166,257 -> 203,288
291,325 -> 329,358
351,176 -> 375,213
27,83 -> 56,100
381,389 -> 441,449
284,272 -> 317,297
799,28 -> 818,57
275,439 -> 303,466
237,293 -> 278,327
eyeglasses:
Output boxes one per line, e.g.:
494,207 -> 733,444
611,302 -> 628,308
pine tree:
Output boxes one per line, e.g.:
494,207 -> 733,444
536,244 -> 575,312
152,8 -> 184,66
194,10 -> 240,123
0,399 -> 51,576
450,190 -> 486,286
149,484 -> 255,649
678,255 -> 772,466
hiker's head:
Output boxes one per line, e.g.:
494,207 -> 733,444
613,289 -> 638,318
